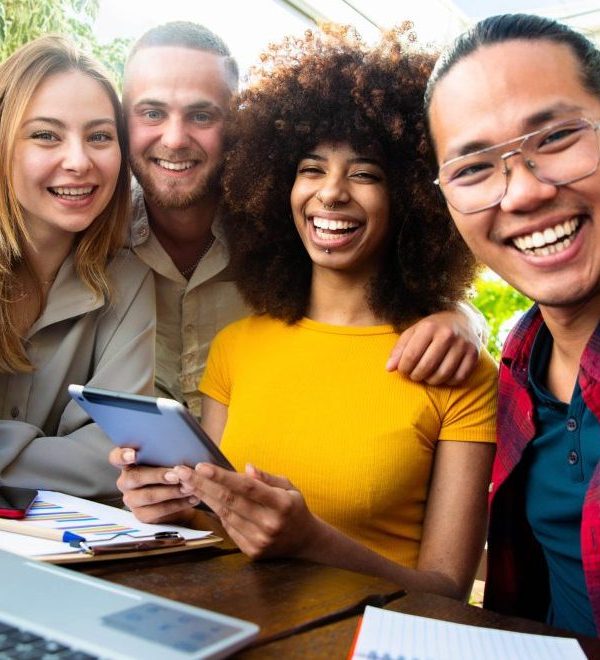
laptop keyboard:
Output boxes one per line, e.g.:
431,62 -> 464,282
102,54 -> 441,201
0,620 -> 98,660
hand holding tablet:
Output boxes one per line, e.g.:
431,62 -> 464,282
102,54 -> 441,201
68,385 -> 234,470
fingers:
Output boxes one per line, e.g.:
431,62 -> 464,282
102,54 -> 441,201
390,315 -> 481,385
420,341 -> 479,386
429,344 -> 479,387
122,485 -> 198,524
116,462 -> 197,525
179,463 -> 306,559
188,464 -> 289,511
245,463 -> 294,489
405,330 -> 473,383
116,463 -> 177,491
108,446 -> 137,468
385,326 -> 414,372
394,322 -> 442,379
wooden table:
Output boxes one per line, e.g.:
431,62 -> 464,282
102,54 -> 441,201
241,591 -> 600,659
73,545 -> 600,659
78,546 -> 405,648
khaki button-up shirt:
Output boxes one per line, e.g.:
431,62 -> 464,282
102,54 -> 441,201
130,181 -> 248,418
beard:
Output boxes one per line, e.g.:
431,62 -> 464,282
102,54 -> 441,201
130,154 -> 223,210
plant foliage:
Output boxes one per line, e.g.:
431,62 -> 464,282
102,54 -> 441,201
0,0 -> 130,88
473,275 -> 532,361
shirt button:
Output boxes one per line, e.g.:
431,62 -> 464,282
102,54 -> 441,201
10,406 -> 19,419
567,450 -> 579,465
566,418 -> 578,432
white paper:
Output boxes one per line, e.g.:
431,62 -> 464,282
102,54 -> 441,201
351,606 -> 586,660
0,490 -> 211,557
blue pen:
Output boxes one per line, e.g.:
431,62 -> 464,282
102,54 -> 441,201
0,518 -> 86,545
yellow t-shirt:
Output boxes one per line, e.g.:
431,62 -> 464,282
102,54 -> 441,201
200,315 -> 497,567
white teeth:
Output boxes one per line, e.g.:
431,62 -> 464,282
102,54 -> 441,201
156,159 -> 194,171
51,186 -> 93,196
315,229 -> 340,241
514,236 -> 526,250
312,217 -> 359,231
532,231 -> 545,248
512,217 -> 581,254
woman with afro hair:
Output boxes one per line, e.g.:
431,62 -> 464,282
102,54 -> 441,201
126,25 -> 498,600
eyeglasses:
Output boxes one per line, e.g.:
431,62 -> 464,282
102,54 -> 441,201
434,117 -> 600,214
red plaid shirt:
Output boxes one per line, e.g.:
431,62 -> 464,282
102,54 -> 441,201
484,304 -> 600,632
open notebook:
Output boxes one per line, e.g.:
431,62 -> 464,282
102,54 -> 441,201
349,606 -> 586,660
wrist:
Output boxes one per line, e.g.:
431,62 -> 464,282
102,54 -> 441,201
293,515 -> 334,563
456,300 -> 488,346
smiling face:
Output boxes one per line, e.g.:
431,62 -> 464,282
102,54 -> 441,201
291,142 -> 390,279
12,69 -> 121,247
429,39 -> 600,311
123,46 -> 232,210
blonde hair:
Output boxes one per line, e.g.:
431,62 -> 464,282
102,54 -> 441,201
0,35 -> 131,372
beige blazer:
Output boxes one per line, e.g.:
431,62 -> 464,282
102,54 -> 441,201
0,250 -> 155,504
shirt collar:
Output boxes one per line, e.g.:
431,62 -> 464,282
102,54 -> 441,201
128,177 -> 227,248
501,303 -> 600,386
27,253 -> 105,337
581,318 -> 600,383
129,178 -> 151,247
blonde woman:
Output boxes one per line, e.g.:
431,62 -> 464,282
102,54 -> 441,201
0,36 -> 155,504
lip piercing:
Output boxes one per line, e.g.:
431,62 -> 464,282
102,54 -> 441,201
325,248 -> 331,254
316,193 -> 336,210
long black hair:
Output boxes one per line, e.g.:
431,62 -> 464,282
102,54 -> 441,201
425,13 -> 600,113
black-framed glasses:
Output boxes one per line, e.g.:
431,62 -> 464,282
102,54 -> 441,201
434,117 -> 600,214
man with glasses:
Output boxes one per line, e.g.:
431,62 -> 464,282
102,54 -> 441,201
426,14 -> 600,637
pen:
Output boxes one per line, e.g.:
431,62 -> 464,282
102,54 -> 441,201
0,518 -> 86,545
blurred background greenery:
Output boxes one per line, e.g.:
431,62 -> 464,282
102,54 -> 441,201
473,272 -> 532,361
0,0 -> 130,88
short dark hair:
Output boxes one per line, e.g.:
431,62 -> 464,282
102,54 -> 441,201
127,21 -> 238,89
425,13 -> 600,112
222,26 -> 476,328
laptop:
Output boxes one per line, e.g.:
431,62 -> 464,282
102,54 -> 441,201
0,549 -> 259,659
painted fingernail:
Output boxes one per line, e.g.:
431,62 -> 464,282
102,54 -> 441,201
164,471 -> 178,483
123,449 -> 136,463
197,463 -> 214,477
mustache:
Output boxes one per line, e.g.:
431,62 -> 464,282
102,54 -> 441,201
148,149 -> 204,162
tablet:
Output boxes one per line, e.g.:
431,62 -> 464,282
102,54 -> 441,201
68,385 -> 234,470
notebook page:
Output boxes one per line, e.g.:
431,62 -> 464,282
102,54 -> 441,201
0,490 -> 212,557
350,606 -> 586,660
